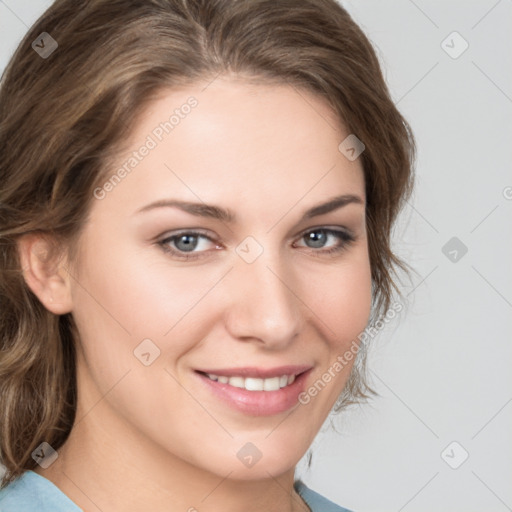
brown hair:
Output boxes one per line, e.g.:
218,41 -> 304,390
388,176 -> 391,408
0,0 -> 415,487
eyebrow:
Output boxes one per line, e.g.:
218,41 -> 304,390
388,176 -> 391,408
135,194 -> 364,223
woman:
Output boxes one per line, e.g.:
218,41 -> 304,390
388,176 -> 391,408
0,0 -> 415,510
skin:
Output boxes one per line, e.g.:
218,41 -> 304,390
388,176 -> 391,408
20,75 -> 372,512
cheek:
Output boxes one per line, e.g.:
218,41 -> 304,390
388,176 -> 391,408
295,257 -> 372,415
73,227 -> 175,328
301,253 -> 373,346
69,236 -> 221,371
334,263 -> 372,334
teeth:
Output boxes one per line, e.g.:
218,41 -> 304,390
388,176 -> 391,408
263,377 -> 280,391
204,373 -> 298,391
228,376 -> 245,388
245,377 -> 264,391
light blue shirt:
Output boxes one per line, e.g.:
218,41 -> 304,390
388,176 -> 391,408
0,470 -> 353,512
0,470 -> 81,511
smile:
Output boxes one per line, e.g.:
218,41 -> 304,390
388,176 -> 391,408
194,366 -> 313,416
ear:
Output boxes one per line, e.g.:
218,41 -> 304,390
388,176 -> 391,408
17,234 -> 73,315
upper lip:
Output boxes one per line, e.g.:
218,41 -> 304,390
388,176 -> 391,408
195,365 -> 312,379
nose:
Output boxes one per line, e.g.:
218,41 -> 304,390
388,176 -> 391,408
222,250 -> 302,350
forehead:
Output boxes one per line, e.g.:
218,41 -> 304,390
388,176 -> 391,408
96,77 -> 365,219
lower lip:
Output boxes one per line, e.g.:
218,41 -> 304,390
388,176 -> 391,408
195,370 -> 312,416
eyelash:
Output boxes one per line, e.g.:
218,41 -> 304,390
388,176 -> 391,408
157,227 -> 356,261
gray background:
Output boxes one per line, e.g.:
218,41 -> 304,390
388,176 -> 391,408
1,1 -> 511,511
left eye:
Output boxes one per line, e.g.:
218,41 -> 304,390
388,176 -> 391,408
295,228 -> 355,253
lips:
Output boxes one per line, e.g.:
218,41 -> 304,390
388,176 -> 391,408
194,365 -> 313,416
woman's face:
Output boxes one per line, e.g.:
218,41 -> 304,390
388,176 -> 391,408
67,77 -> 372,480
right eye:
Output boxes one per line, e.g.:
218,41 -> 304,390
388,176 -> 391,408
157,230 -> 221,261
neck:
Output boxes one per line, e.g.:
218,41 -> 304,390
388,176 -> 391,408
34,405 -> 310,512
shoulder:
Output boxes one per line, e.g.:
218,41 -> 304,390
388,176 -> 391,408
0,470 -> 83,512
294,479 -> 354,512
